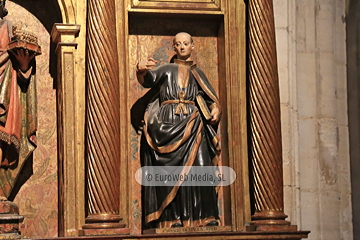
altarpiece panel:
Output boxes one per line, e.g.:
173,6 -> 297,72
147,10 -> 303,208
0,0 -> 310,239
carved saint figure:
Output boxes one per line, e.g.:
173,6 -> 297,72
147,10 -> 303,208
137,32 -> 221,228
0,0 -> 37,200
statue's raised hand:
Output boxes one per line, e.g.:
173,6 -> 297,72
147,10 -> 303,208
137,57 -> 158,74
12,48 -> 35,72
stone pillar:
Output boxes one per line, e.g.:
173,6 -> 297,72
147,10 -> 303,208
51,23 -> 82,237
81,0 -> 129,236
248,0 -> 294,231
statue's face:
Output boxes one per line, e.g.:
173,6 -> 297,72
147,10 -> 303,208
173,33 -> 194,61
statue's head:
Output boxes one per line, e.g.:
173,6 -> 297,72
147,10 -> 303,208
173,32 -> 194,61
0,0 -> 8,19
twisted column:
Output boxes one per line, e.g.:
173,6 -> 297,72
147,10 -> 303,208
248,0 -> 290,228
83,0 -> 124,229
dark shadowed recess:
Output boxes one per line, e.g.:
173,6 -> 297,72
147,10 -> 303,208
346,0 -> 360,239
129,12 -> 222,37
11,0 -> 62,34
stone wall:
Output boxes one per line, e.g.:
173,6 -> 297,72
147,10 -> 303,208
274,0 -> 353,239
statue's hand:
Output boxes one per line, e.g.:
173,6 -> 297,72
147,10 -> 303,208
210,107 -> 220,125
12,48 -> 35,72
137,57 -> 158,73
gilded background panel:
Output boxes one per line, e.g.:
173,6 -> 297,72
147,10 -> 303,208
128,34 -> 224,232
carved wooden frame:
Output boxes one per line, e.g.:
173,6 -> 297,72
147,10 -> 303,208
118,0 -> 249,233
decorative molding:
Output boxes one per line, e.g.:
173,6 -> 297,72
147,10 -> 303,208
51,23 -> 81,237
130,0 -> 221,12
222,0 -> 250,231
51,24 -> 80,50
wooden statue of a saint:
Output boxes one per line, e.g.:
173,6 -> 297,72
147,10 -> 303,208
0,0 -> 39,203
136,32 -> 221,229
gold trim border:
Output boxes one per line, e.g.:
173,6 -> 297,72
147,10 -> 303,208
130,0 -> 222,12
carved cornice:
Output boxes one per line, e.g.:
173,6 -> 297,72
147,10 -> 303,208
130,0 -> 222,12
51,24 -> 80,53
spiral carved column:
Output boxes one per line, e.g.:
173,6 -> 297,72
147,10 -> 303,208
82,0 -> 125,232
248,0 -> 293,231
